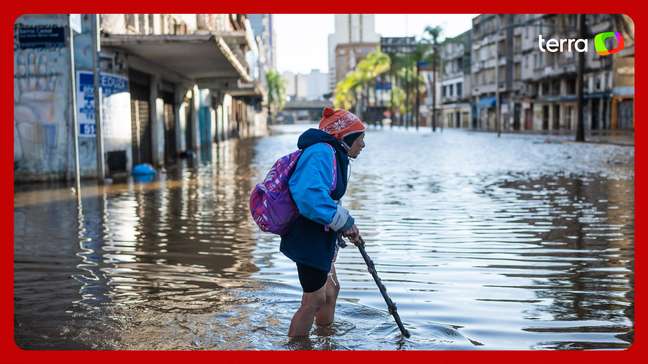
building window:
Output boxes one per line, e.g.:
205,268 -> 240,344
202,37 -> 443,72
125,15 -> 136,33
160,15 -> 166,34
596,75 -> 602,91
148,14 -> 155,34
449,84 -> 454,97
565,105 -> 573,128
457,82 -> 463,97
442,86 -> 447,97
138,14 -> 146,34
567,79 -> 576,94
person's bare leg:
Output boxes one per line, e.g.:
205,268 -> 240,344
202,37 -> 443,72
315,265 -> 340,326
288,285 -> 327,337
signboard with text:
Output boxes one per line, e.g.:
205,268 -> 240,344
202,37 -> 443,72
76,71 -> 129,138
15,24 -> 65,49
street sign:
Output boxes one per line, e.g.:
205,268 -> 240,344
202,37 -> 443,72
380,37 -> 417,54
375,81 -> 392,90
69,14 -> 82,34
15,24 -> 65,49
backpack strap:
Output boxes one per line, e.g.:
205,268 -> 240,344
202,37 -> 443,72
325,143 -> 337,193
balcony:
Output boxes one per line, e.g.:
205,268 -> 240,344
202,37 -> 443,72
101,14 -> 255,84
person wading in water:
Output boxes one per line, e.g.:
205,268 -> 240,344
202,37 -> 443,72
281,107 -> 366,337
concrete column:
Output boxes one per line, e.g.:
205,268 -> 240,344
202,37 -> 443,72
532,103 -> 540,131
548,104 -> 555,131
507,99 -> 514,131
149,75 -> 165,166
175,86 -> 187,153
210,107 -> 216,142
223,93 -> 231,141
586,100 -> 592,131
216,104 -> 223,143
191,84 -> 200,150
212,91 -> 222,143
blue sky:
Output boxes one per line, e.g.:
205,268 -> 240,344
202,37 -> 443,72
275,14 -> 477,74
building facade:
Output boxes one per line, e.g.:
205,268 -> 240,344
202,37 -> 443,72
282,69 -> 330,101
462,14 -> 633,133
328,14 -> 380,92
470,14 -> 525,131
14,14 -> 268,182
440,30 -> 472,128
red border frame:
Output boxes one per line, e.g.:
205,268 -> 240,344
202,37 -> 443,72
3,1 -> 641,361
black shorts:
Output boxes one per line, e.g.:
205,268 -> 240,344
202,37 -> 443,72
296,263 -> 329,293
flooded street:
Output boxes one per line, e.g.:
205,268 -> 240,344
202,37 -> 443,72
14,125 -> 634,350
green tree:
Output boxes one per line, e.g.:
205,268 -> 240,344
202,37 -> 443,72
334,49 -> 391,119
265,69 -> 286,124
387,53 -> 412,127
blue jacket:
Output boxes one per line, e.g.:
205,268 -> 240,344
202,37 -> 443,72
280,129 -> 354,272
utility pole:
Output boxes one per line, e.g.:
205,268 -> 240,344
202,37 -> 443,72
575,14 -> 586,142
68,15 -> 81,204
92,14 -> 106,183
404,53 -> 410,129
415,62 -> 420,130
495,28 -> 501,138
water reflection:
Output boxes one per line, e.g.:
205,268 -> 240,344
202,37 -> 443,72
14,127 -> 634,350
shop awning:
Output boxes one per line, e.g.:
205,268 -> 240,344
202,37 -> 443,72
101,34 -> 252,83
478,96 -> 496,108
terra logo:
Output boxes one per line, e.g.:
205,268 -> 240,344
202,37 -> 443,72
594,32 -> 624,55
538,32 -> 624,56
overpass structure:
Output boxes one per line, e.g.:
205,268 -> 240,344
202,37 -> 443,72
279,100 -> 331,123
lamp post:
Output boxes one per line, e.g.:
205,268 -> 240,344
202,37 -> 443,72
495,29 -> 501,138
575,14 -> 586,142
68,14 -> 81,204
92,14 -> 106,182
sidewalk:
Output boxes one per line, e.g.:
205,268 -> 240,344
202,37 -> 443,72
585,130 -> 634,147
466,128 -> 635,147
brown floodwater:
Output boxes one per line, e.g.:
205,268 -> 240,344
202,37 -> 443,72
14,125 -> 634,350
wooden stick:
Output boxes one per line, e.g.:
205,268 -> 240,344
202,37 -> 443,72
354,235 -> 411,338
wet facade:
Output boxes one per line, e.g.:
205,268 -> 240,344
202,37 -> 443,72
14,14 -> 268,182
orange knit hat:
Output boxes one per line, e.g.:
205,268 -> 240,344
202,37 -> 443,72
318,107 -> 366,141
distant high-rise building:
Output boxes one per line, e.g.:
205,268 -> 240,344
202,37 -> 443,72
327,15 -> 380,92
306,69 -> 329,100
282,69 -> 330,101
248,14 -> 276,70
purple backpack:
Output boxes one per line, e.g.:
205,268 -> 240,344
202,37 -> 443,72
250,145 -> 337,235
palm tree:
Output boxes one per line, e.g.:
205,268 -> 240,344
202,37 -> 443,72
334,49 -> 391,120
423,25 -> 443,131
334,71 -> 360,110
265,69 -> 286,124
388,53 -> 411,127
357,50 -> 390,123
411,40 -> 437,130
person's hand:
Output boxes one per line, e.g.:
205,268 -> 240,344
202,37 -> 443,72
342,224 -> 361,245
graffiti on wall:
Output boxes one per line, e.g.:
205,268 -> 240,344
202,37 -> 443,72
14,43 -> 69,178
